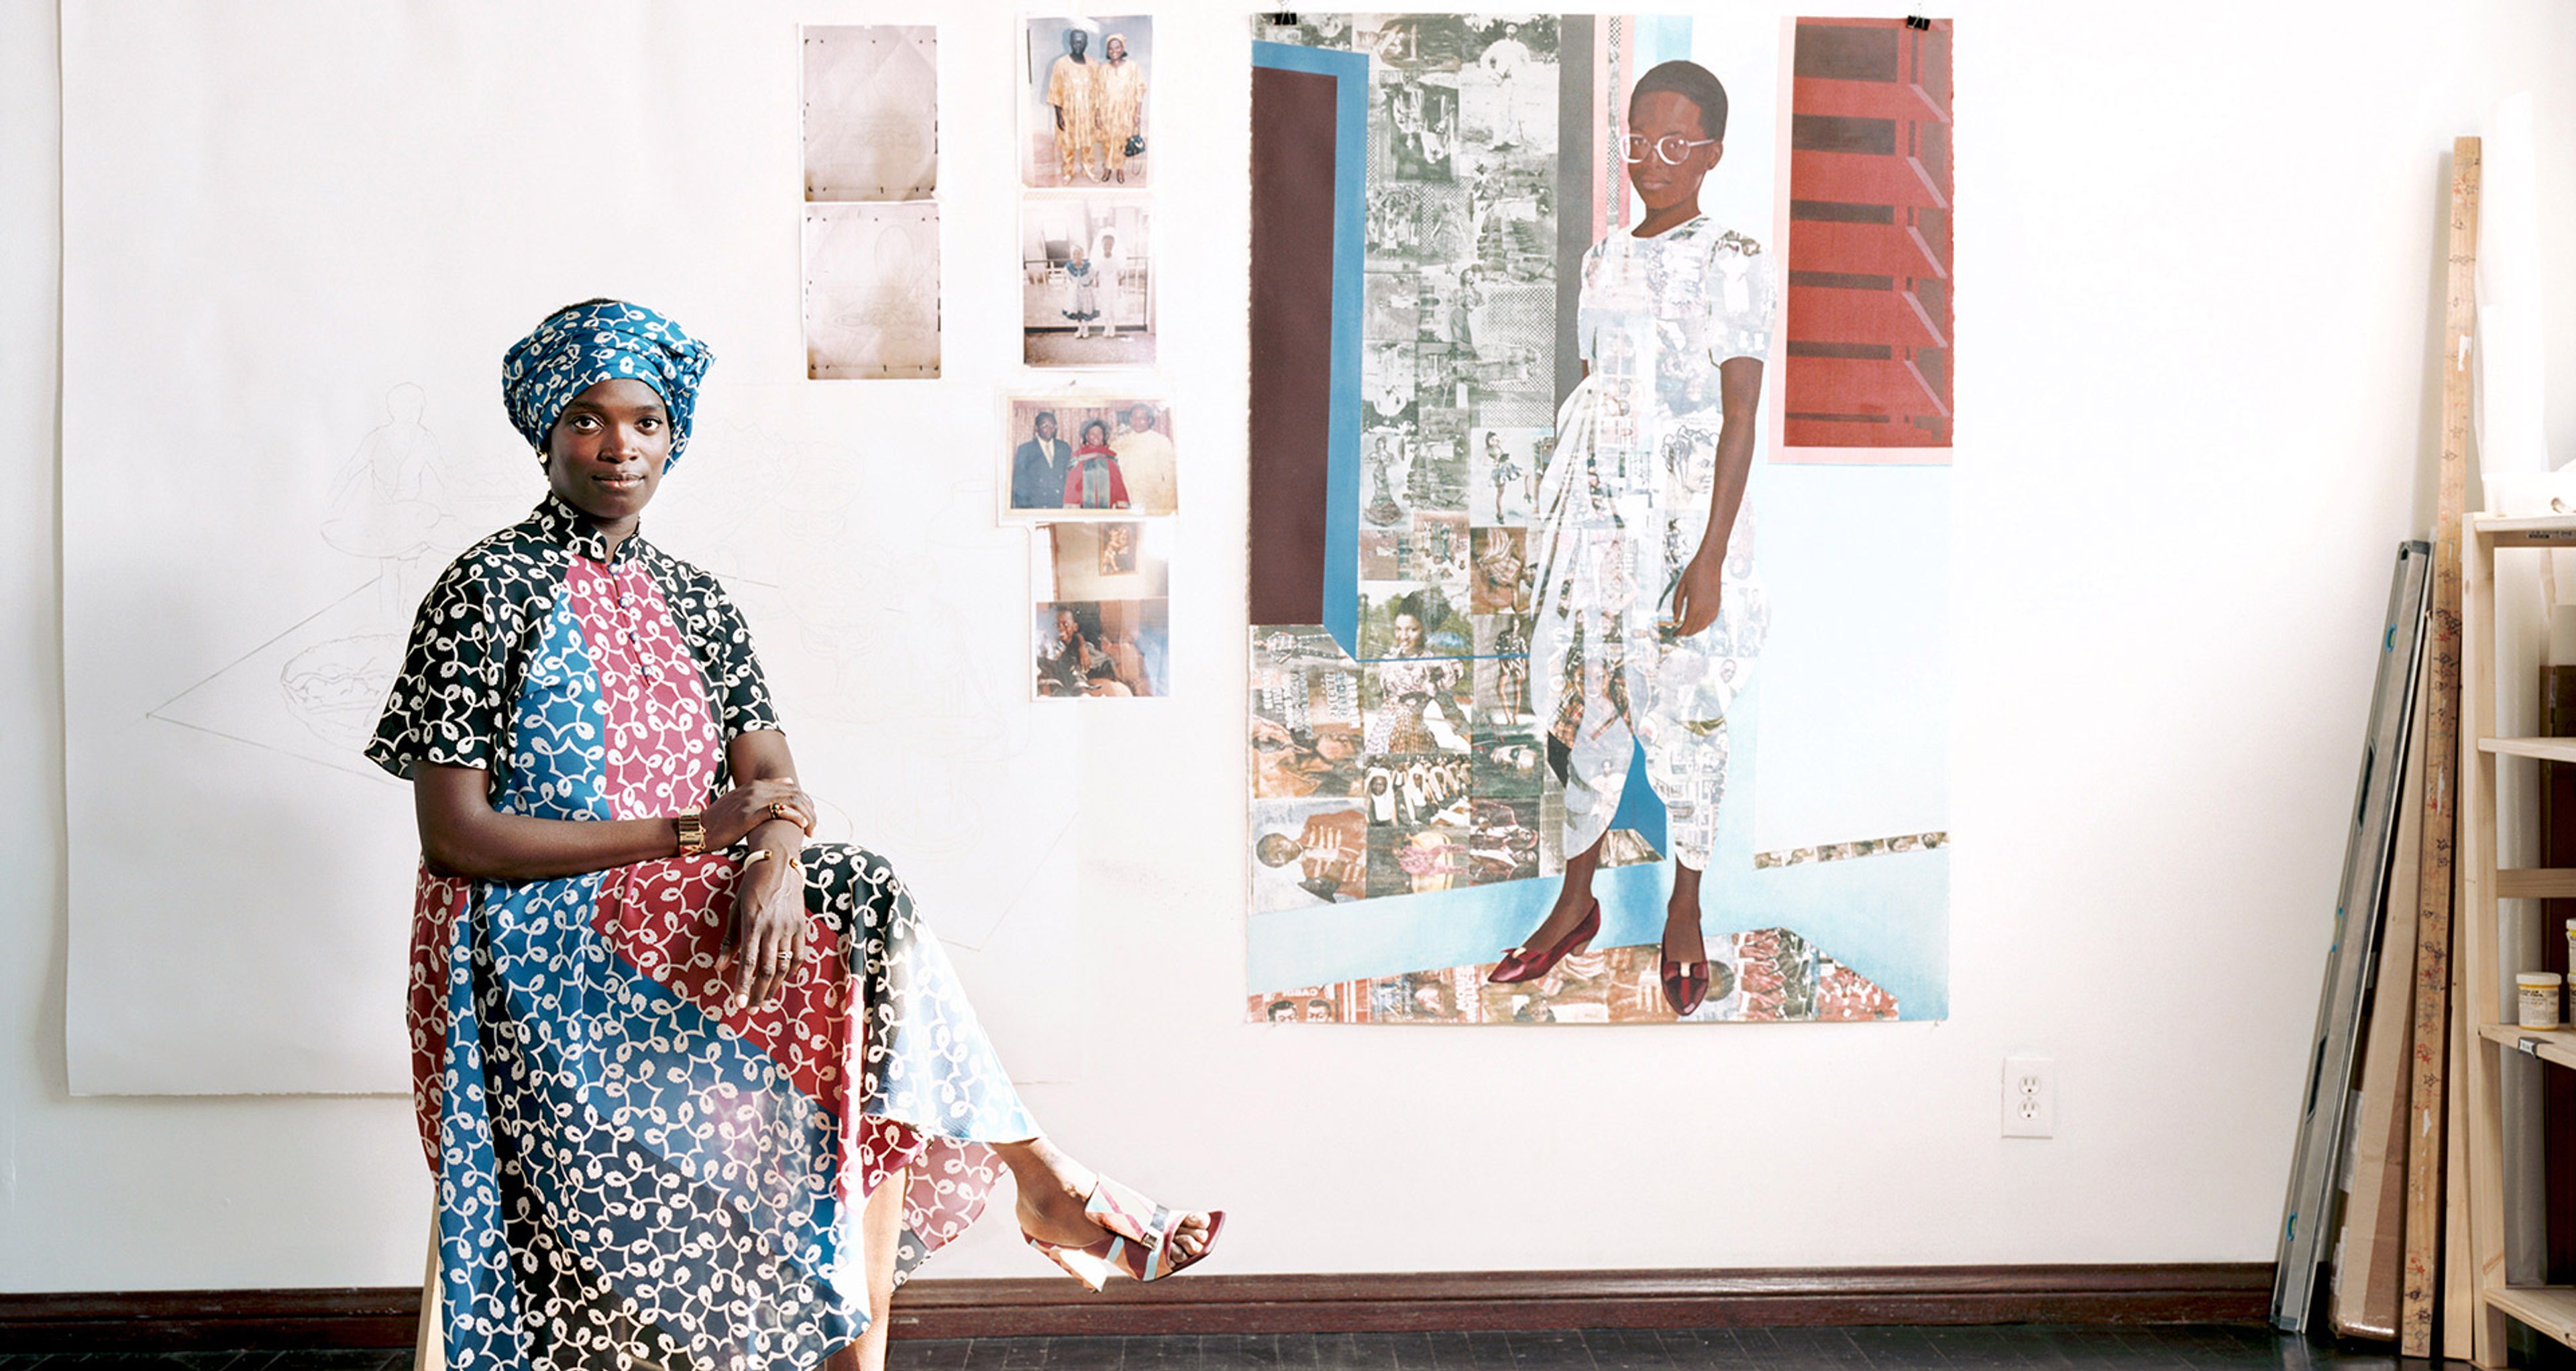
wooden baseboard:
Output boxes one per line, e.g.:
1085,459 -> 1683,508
0,1264 -> 2272,1352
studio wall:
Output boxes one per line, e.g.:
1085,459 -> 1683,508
9,0 -> 2576,1292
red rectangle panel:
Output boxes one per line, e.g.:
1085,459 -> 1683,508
1786,17 -> 1954,454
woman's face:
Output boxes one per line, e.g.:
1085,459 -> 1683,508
1627,90 -> 1720,214
545,378 -> 670,525
1392,612 -> 1424,655
1084,422 -> 1110,446
1107,36 -> 1127,60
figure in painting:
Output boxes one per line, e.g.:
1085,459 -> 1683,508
1110,403 -> 1176,512
1012,409 -> 1072,510
1062,243 -> 1103,339
1064,418 -> 1132,510
1256,807 -> 1365,902
1046,28 -> 1097,183
375,302 -> 1221,1371
1488,62 -> 1778,1020
1365,601 -> 1466,755
1095,33 -> 1146,184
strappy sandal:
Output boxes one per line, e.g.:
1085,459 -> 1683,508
1025,1176 -> 1226,1292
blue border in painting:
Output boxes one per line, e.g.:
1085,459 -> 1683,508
1252,40 -> 1368,656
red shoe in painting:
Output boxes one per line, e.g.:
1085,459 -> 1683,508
1661,915 -> 1710,1016
1661,958 -> 1710,1016
1488,899 -> 1600,985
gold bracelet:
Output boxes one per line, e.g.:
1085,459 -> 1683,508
676,808 -> 706,857
741,847 -> 804,875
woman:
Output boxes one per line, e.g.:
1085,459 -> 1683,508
1061,243 -> 1102,340
1489,62 -> 1776,1018
1094,34 -> 1146,184
372,301 -> 1219,1371
1063,418 -> 1131,509
1364,603 -> 1463,755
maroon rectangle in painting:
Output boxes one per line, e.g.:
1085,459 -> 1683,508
1248,65 -> 1344,626
1785,17 -> 1953,450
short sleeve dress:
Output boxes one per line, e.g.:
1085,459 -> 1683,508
1527,215 -> 1780,869
370,494 -> 1037,1371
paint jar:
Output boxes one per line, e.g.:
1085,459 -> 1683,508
2566,919 -> 2576,985
2519,972 -> 2564,1030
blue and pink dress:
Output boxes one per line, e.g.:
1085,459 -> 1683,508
368,494 -> 1034,1371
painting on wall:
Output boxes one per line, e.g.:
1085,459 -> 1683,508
1246,14 -> 1954,1024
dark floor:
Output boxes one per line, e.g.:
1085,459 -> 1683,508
0,1325 -> 2466,1371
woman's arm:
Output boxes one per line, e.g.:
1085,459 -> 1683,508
727,728 -> 811,863
719,728 -> 820,1012
413,762 -> 812,884
1670,356 -> 1763,636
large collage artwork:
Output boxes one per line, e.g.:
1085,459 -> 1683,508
1246,15 -> 1954,1024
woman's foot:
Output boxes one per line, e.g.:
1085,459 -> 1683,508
1517,887 -> 1597,963
1661,889 -> 1710,1016
1002,1138 -> 1216,1264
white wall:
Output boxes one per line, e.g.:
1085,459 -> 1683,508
9,0 -> 2576,1291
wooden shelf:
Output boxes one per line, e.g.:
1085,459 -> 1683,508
2477,1023 -> 2576,1073
2479,736 -> 2576,764
2473,513 -> 2576,547
2486,1285 -> 2576,1348
2499,868 -> 2576,899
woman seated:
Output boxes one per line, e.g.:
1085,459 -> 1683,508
371,301 -> 1220,1371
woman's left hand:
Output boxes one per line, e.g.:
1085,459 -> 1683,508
1670,545 -> 1726,638
718,843 -> 808,1013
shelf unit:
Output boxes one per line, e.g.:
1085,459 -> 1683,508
2459,510 -> 2576,1366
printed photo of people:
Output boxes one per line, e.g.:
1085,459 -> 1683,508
1032,519 -> 1169,700
1468,425 -> 1546,525
1021,15 -> 1151,188
1468,527 -> 1529,614
1022,195 -> 1153,367
1002,395 -> 1176,516
802,201 -> 939,379
1033,599 -> 1167,700
800,25 -> 936,202
1252,798 -> 1366,911
1250,627 -> 1363,800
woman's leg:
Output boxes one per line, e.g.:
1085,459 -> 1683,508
824,1162 -> 911,1371
1515,829 -> 1604,955
1664,861 -> 1707,963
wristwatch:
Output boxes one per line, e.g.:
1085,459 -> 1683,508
676,807 -> 706,857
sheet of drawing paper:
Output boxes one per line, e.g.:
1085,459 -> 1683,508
803,25 -> 938,203
60,3 -> 1071,1093
804,201 -> 943,378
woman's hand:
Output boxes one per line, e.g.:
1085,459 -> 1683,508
1670,544 -> 1726,638
718,846 -> 807,1013
702,778 -> 814,851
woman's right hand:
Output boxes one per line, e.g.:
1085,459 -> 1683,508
702,778 -> 816,851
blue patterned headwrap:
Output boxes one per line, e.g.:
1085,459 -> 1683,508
501,300 -> 714,468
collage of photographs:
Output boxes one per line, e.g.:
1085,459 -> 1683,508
800,19 -> 1177,700
1012,15 -> 1174,700
1248,15 -> 1582,945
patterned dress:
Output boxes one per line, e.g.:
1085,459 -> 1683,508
368,495 -> 1036,1371
1529,215 -> 1779,870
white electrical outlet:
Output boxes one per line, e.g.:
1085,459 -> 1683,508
2004,1056 -> 2055,1138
